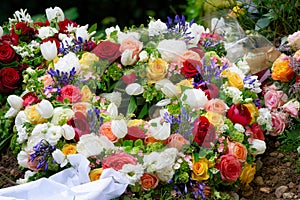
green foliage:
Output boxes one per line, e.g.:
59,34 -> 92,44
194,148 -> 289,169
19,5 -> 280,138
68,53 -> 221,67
0,105 -> 13,152
278,118 -> 300,152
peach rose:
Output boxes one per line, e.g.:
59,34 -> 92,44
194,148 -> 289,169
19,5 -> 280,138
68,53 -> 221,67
166,133 -> 190,151
140,172 -> 159,190
271,54 -> 295,82
99,122 -> 118,143
180,50 -> 201,62
191,158 -> 210,181
62,144 -> 77,155
147,58 -> 168,82
89,168 -> 103,181
226,141 -> 247,162
39,74 -> 54,88
239,163 -> 256,185
72,102 -> 91,114
119,38 -> 143,58
205,99 -> 229,115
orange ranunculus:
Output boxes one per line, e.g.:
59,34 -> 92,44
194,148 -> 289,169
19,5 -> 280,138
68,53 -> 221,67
227,140 -> 247,162
62,144 -> 77,155
271,54 -> 295,82
191,157 -> 210,181
99,122 -> 118,142
140,172 -> 159,190
89,168 -> 103,181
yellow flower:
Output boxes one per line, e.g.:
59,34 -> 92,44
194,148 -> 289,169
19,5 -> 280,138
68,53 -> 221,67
191,158 -> 210,181
239,163 -> 256,185
89,168 -> 103,181
222,70 -> 244,90
244,103 -> 258,124
62,144 -> 77,155
24,105 -> 47,124
81,85 -> 93,102
79,52 -> 99,71
204,111 -> 224,128
127,119 -> 145,127
176,79 -> 193,94
147,58 -> 168,83
47,56 -> 59,69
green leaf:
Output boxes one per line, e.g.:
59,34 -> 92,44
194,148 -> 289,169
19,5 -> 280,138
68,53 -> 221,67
64,7 -> 79,21
137,103 -> 148,119
255,18 -> 270,30
134,139 -> 143,148
88,23 -> 98,34
127,96 -> 137,116
124,140 -> 133,147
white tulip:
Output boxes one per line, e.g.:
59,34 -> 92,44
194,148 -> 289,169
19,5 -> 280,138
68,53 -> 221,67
155,79 -> 173,90
0,26 -> 3,38
138,50 -> 148,62
161,82 -> 179,98
156,99 -> 171,107
107,103 -> 118,118
40,41 -> 58,61
121,49 -> 137,66
148,117 -> 171,140
7,95 -> 23,110
157,39 -> 187,63
46,7 -> 64,22
250,139 -> 266,155
62,124 -> 75,140
111,119 -> 128,138
181,88 -> 208,109
36,99 -> 54,119
5,107 -> 19,118
125,83 -> 144,96
52,149 -> 68,167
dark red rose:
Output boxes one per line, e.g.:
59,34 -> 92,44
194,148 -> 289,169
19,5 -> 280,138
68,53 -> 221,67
22,92 -> 40,107
227,104 -> 252,126
122,72 -> 136,84
67,112 -> 90,141
0,44 -> 17,64
181,59 -> 201,78
42,37 -> 61,50
92,40 -> 121,63
192,116 -> 216,148
249,123 -> 265,140
198,82 -> 219,99
58,19 -> 78,33
0,33 -> 19,46
14,22 -> 37,42
0,67 -> 21,94
124,126 -> 147,141
34,21 -> 50,27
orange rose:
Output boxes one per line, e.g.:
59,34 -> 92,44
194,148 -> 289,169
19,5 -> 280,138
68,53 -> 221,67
72,102 -> 91,114
271,54 -> 295,82
181,50 -> 201,62
99,122 -> 118,142
39,74 -> 54,87
227,140 -> 247,162
89,168 -> 103,181
140,172 -> 159,190
62,144 -> 77,155
166,133 -> 190,151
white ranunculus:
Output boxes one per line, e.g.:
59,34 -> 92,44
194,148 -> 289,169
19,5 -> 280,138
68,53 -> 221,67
138,50 -> 148,62
35,99 -> 54,119
51,107 -> 74,125
0,26 -> 3,37
40,41 -> 58,61
61,124 -> 75,140
37,26 -> 58,40
234,123 -> 245,133
107,102 -> 118,118
121,49 -> 137,66
105,25 -> 120,37
155,79 -> 173,90
52,149 -> 68,167
54,52 -> 81,73
125,83 -> 144,96
45,125 -> 63,145
17,151 -> 28,168
101,92 -> 122,107
157,39 -> 187,63
111,119 -> 128,138
76,134 -> 114,157
25,123 -> 48,152
181,88 -> 208,109
148,19 -> 168,37
45,7 -> 64,22
250,139 -> 266,155
76,24 -> 90,41
119,163 -> 144,185
7,95 -> 23,110
148,117 -> 171,140
161,82 -> 179,98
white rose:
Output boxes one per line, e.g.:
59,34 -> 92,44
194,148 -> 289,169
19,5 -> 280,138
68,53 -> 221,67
51,107 -> 74,125
46,7 -> 64,22
111,119 -> 128,138
157,39 -> 187,63
181,88 -> 208,109
62,124 -> 75,140
36,99 -> 54,119
148,19 -> 168,36
250,139 -> 266,155
52,149 -> 68,167
54,52 -> 81,73
125,83 -> 144,96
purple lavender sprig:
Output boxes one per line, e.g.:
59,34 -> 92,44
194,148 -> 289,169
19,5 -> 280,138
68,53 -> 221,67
165,15 -> 194,42
59,37 -> 85,55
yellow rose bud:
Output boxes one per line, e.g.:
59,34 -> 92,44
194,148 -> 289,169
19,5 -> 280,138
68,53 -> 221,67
176,79 -> 193,94
244,103 -> 258,124
204,111 -> 224,128
24,105 -> 47,124
81,85 -> 93,102
89,168 -> 103,181
62,144 -> 77,155
127,119 -> 145,127
191,158 -> 210,181
80,52 -> 99,71
222,70 -> 244,90
239,163 -> 256,185
147,58 -> 168,83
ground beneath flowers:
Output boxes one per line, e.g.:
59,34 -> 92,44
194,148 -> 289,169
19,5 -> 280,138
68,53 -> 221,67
0,135 -> 299,199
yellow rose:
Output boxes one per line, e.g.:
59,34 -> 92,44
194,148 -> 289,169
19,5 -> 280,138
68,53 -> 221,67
222,70 -> 244,90
62,144 -> 77,155
127,119 -> 145,127
239,163 -> 256,185
204,111 -> 224,128
176,79 -> 193,94
191,158 -> 210,181
24,105 -> 47,124
79,52 -> 99,71
147,58 -> 168,82
244,103 -> 258,124
81,85 -> 93,102
89,168 -> 103,181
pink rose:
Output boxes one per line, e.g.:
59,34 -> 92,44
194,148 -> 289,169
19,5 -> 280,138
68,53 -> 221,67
216,154 -> 242,182
205,99 -> 229,115
102,152 -> 137,171
269,112 -> 286,136
282,100 -> 299,118
119,38 -> 143,58
57,85 -> 83,103
264,90 -> 281,110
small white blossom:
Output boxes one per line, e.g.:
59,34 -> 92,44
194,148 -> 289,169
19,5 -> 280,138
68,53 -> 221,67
148,19 -> 168,37
234,123 -> 245,132
38,26 -> 58,39
119,163 -> 144,185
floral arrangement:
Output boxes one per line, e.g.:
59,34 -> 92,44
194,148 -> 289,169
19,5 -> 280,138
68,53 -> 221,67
1,7 -> 281,200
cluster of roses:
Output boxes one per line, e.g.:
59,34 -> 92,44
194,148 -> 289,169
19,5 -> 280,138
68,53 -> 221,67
2,7 -> 280,200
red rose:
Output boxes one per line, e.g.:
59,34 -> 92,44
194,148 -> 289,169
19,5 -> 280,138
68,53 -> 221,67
14,22 -> 37,42
22,92 -> 40,107
0,33 -> 19,46
102,152 -> 137,171
227,104 -> 252,126
192,116 -> 216,148
0,67 -> 21,94
122,72 -> 136,84
181,59 -> 201,78
124,126 -> 146,141
250,123 -> 265,140
198,82 -> 219,99
92,40 -> 121,63
67,112 -> 90,141
216,154 -> 242,182
0,44 -> 17,64
58,19 -> 78,33
57,85 -> 82,103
